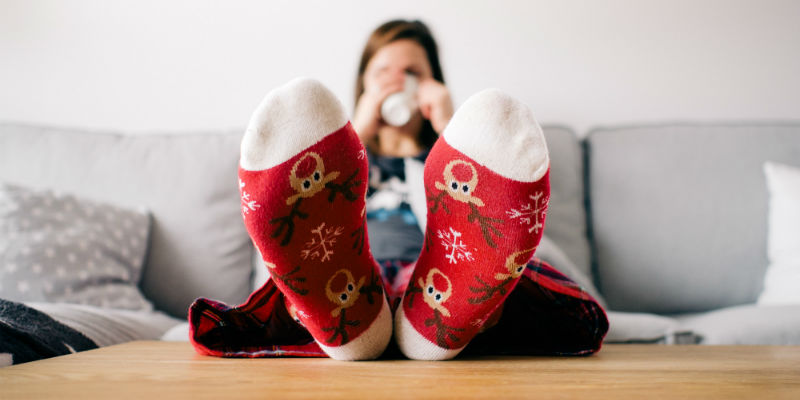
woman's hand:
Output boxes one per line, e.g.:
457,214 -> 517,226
416,78 -> 454,135
353,76 -> 404,143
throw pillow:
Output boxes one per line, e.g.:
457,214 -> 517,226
0,183 -> 153,310
758,162 -> 800,305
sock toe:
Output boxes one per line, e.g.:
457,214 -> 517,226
318,296 -> 393,360
240,78 -> 349,171
395,306 -> 464,360
442,89 -> 549,182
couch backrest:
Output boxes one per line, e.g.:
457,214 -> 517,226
587,124 -> 800,314
541,126 -> 592,280
0,124 -> 253,317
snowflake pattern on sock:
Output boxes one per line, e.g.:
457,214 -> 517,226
301,222 -> 344,262
506,192 -> 549,234
239,179 -> 261,219
437,227 -> 475,264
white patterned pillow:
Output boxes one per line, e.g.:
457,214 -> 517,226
0,183 -> 153,310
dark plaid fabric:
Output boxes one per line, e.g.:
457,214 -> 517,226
463,259 -> 608,356
0,299 -> 98,365
188,257 -> 608,358
189,282 -> 325,358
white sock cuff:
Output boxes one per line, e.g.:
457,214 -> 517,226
443,89 -> 549,183
240,78 -> 349,171
317,295 -> 393,361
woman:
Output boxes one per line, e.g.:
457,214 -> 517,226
353,20 -> 453,154
187,19 -> 607,362
353,20 -> 454,286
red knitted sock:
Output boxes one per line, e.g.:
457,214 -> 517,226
395,89 -> 551,360
239,78 -> 391,360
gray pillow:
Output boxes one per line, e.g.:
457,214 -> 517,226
0,183 -> 152,310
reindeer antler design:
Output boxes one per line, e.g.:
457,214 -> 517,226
468,248 -> 535,304
322,269 -> 365,345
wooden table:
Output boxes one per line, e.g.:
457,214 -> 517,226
2,341 -> 799,399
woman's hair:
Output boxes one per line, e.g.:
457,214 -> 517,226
355,19 -> 444,150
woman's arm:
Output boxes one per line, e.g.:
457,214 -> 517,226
416,79 -> 454,135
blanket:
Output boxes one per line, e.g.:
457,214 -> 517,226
0,299 -> 97,366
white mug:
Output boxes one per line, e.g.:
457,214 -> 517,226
381,74 -> 418,127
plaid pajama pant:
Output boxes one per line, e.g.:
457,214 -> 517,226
188,257 -> 608,358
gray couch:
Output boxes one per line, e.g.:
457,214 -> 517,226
1,122 -> 799,346
547,123 -> 800,344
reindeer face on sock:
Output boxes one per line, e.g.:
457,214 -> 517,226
428,159 -> 504,248
435,160 -> 484,207
495,248 -> 536,280
418,268 -> 453,317
287,152 -> 340,205
326,269 -> 366,317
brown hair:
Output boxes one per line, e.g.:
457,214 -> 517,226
355,19 -> 444,150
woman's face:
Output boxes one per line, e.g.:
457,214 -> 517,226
362,39 -> 433,93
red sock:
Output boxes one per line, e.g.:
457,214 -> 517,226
239,78 -> 391,360
395,89 -> 550,360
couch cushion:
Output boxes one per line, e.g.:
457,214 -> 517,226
540,126 -> 592,281
0,124 -> 252,317
674,304 -> 800,345
587,124 -> 800,313
604,311 -> 698,344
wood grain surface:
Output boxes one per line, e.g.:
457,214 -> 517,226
2,341 -> 799,399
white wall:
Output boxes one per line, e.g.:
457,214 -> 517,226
1,0 -> 799,135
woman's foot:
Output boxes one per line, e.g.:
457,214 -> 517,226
395,89 -> 551,360
238,78 -> 391,360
